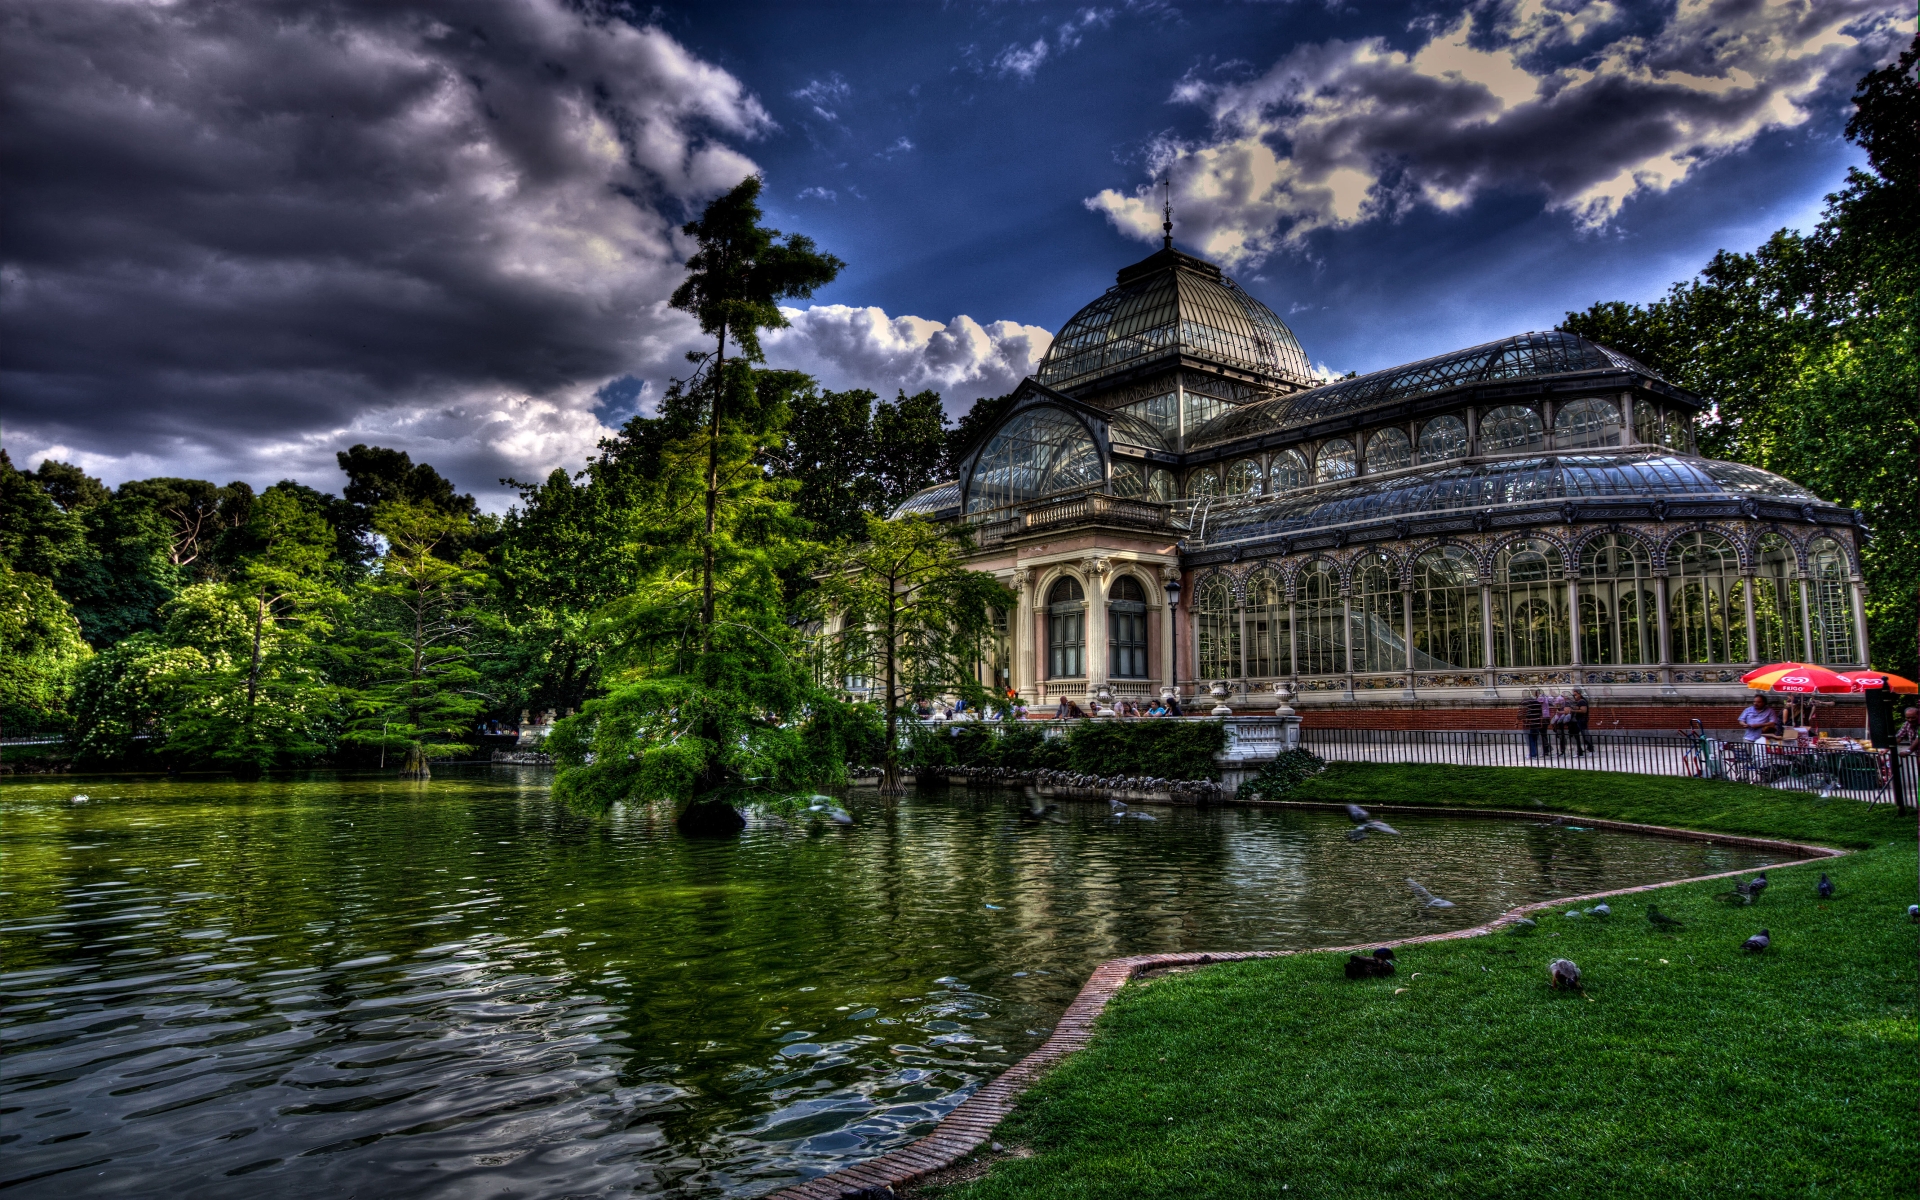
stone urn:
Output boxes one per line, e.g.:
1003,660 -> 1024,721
1271,681 -> 1297,718
1093,683 -> 1116,717
1209,680 -> 1233,716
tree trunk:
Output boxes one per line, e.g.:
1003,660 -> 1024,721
880,587 -> 902,795
399,743 -> 431,780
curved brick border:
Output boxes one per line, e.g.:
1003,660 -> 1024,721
767,810 -> 1847,1199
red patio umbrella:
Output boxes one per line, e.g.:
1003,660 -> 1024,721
1839,670 -> 1918,694
1742,663 -> 1855,694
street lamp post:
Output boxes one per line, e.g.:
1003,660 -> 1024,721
1164,576 -> 1183,705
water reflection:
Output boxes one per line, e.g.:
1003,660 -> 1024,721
0,771 -> 1775,1197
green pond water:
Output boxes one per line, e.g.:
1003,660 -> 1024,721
0,769 -> 1780,1197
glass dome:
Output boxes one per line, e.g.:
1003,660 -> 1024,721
965,405 -> 1103,514
1187,331 -> 1670,449
1201,452 -> 1818,546
1036,248 -> 1313,392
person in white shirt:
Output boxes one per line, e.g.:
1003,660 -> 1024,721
1738,694 -> 1780,741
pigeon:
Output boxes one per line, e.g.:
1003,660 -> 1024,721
984,903 -> 1004,910
1110,801 -> 1155,821
1647,907 -> 1685,929
1564,910 -> 1584,919
1406,879 -> 1456,909
1345,804 -> 1371,823
806,803 -> 854,825
1344,948 -> 1397,979
1021,789 -> 1066,825
1909,904 -> 1919,923
1360,819 -> 1400,835
1548,958 -> 1582,991
1587,904 -> 1610,917
70,794 -> 89,804
1509,917 -> 1538,931
1743,929 -> 1771,953
1720,873 -> 1768,905
1816,873 -> 1834,900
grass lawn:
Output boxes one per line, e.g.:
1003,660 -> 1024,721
919,765 -> 1918,1199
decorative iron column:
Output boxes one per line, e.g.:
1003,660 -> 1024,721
1401,581 -> 1417,700
1480,579 -> 1498,696
1798,576 -> 1815,662
1567,572 -> 1583,668
1653,567 -> 1677,695
1618,391 -> 1634,447
1849,574 -> 1869,667
1341,583 -> 1355,699
1741,570 -> 1758,664
1287,590 -> 1299,685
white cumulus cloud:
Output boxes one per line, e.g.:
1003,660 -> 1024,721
763,307 -> 1054,410
1089,0 -> 1912,265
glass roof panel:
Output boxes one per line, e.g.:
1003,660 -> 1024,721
891,479 -> 960,518
1199,452 -> 1817,545
1037,252 -> 1312,391
1186,331 -> 1673,449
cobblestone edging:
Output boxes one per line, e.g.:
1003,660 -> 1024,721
765,812 -> 1847,1200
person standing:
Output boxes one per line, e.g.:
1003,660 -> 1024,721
1519,688 -> 1545,758
1570,689 -> 1592,757
1549,696 -> 1574,756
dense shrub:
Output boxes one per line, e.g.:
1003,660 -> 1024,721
904,719 -> 1226,779
1240,747 -> 1328,801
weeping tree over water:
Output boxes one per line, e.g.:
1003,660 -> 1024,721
548,178 -> 845,835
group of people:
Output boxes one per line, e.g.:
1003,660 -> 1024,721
912,692 -> 1191,721
1518,687 -> 1592,757
1050,694 -> 1184,719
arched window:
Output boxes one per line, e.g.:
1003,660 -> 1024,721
1046,577 -> 1086,678
1269,449 -> 1311,493
1750,534 -> 1805,665
1670,532 -> 1746,664
1554,398 -> 1621,449
1480,406 -> 1544,454
966,405 -> 1103,513
1109,575 -> 1150,679
1350,554 -> 1402,673
1224,458 -> 1263,497
1111,462 -> 1176,502
1579,534 -> 1655,665
1316,438 -> 1357,481
1411,546 -> 1481,669
1244,569 -> 1289,678
1194,575 -> 1241,680
1491,539 -> 1568,667
1366,427 -> 1411,473
1807,537 -> 1856,664
1417,415 -> 1468,464
1634,403 -> 1688,450
1296,560 -> 1345,675
1187,468 -> 1221,499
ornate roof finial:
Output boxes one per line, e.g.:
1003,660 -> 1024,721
1161,173 -> 1173,250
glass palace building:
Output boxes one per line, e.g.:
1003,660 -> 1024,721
893,242 -> 1871,716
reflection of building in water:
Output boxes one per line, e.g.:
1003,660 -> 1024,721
888,238 -> 1869,724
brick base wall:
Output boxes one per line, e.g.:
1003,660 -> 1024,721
1294,703 -> 1864,733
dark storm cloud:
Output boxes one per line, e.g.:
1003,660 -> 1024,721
0,0 -> 770,492
1091,0 -> 1911,265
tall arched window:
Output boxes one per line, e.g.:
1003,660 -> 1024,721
1046,577 -> 1086,678
1269,449 -> 1311,493
1112,462 -> 1177,502
1481,406 -> 1545,454
1108,575 -> 1150,679
1553,398 -> 1622,449
1194,575 -> 1241,680
1411,546 -> 1481,669
1224,458 -> 1263,497
1807,537 -> 1856,664
1244,569 -> 1289,678
1316,438 -> 1357,481
1670,532 -> 1746,664
1492,539 -> 1568,667
1417,415 -> 1468,464
966,406 -> 1103,513
1751,534 -> 1805,664
1296,560 -> 1345,675
1350,555 -> 1402,673
1634,403 -> 1688,450
1579,534 -> 1656,665
1366,428 -> 1411,473
1187,468 -> 1221,498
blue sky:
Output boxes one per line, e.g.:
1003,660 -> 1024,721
1,0 -> 1908,502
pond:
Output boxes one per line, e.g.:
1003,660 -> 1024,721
0,770 -> 1780,1198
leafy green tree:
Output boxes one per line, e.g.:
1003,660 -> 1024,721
0,450 -> 88,579
115,477 -> 255,579
32,460 -> 110,512
334,444 -> 479,569
815,514 -> 1013,793
338,502 -> 490,778
546,370 -> 845,830
1561,35 -> 1918,676
0,566 -> 92,733
781,385 -> 885,542
58,493 -> 184,645
164,486 -> 344,773
67,583 -> 251,763
871,388 -> 949,507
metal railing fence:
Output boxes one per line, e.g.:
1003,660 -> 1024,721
1296,725 -> 1913,805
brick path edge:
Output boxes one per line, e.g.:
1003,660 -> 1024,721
765,815 -> 1850,1200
